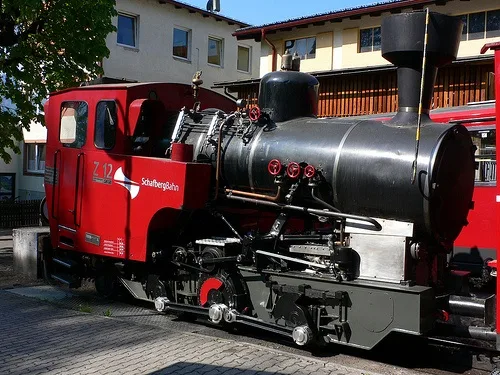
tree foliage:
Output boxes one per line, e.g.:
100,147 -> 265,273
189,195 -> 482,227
0,0 -> 117,163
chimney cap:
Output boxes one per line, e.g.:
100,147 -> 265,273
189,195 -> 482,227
381,10 -> 463,68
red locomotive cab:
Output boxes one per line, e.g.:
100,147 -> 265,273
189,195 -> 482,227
43,82 -> 235,263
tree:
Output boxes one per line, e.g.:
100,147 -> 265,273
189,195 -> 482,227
0,0 -> 117,163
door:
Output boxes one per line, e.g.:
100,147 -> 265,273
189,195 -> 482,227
56,101 -> 88,248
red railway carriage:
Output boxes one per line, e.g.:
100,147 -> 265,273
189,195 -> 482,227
431,102 -> 497,269
40,10 -> 500,365
482,40 -> 500,355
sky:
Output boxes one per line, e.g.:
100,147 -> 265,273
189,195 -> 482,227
182,0 -> 379,26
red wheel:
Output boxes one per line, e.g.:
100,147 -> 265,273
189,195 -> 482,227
249,106 -> 261,121
304,165 -> 316,178
286,162 -> 301,179
268,159 -> 282,176
199,277 -> 224,306
436,309 -> 450,322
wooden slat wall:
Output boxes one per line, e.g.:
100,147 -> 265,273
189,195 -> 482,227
318,70 -> 399,117
233,62 -> 494,117
317,62 -> 494,117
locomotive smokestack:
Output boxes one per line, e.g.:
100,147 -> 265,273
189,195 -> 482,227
381,11 -> 463,124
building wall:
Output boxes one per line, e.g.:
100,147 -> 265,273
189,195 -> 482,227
1,0 -> 259,203
260,44 -> 271,78
259,0 -> 498,74
104,0 -> 260,91
17,122 -> 47,200
0,149 -> 19,175
0,121 -> 49,201
0,146 -> 20,201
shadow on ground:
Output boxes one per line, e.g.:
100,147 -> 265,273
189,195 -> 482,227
3,280 -> 496,375
149,363 -> 287,375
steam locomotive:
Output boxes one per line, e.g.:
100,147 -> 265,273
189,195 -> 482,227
41,10 -> 500,354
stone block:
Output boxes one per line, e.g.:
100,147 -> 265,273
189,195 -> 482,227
13,226 -> 50,279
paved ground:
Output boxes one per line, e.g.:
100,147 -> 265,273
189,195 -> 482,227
0,229 -> 387,375
0,229 -> 491,375
0,289 -> 384,375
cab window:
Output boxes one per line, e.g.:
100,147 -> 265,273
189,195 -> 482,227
469,127 -> 496,184
95,101 -> 117,150
60,101 -> 88,148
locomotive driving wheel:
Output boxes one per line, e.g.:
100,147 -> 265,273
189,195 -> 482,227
198,270 -> 250,314
199,277 -> 225,306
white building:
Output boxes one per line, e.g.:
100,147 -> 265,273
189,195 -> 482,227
0,0 -> 260,202
104,0 -> 259,88
0,121 -> 47,202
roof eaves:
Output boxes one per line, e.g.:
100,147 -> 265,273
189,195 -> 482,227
158,0 -> 251,28
233,0 -> 440,39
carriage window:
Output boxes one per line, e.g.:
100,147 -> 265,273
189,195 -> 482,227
95,101 -> 117,150
60,101 -> 88,148
469,128 -> 496,183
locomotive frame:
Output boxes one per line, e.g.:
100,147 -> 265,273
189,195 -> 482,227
39,10 -> 500,363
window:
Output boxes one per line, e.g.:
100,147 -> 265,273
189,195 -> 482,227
173,27 -> 191,59
60,101 -> 88,148
117,13 -> 137,47
208,37 -> 223,66
284,37 -> 316,60
487,10 -> 500,38
95,101 -> 117,150
24,143 -> 46,175
359,27 -> 381,53
461,10 -> 500,41
0,173 -> 15,201
470,128 -> 496,183
237,45 -> 251,72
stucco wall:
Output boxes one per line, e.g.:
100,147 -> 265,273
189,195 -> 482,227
0,144 -> 20,200
104,0 -> 261,91
0,122 -> 47,201
23,122 -> 47,143
16,122 -> 47,200
0,148 -> 19,175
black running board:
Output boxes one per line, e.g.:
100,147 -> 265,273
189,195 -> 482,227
50,273 -> 81,288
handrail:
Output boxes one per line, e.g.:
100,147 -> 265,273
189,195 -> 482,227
448,116 -> 496,125
74,152 -> 84,227
51,150 -> 60,219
